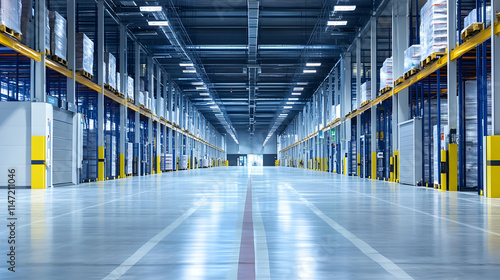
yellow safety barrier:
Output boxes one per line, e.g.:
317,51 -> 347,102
448,144 -> 458,191
98,146 -> 105,181
389,156 -> 394,182
31,136 -> 46,189
120,154 -> 125,178
188,157 -> 191,170
275,160 -> 280,166
486,136 -> 500,198
357,153 -> 361,177
394,151 -> 400,183
371,152 -> 377,180
440,150 -> 448,191
324,158 -> 327,172
343,157 -> 347,175
157,156 -> 162,174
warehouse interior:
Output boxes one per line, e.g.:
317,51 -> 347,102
1,0 -> 500,279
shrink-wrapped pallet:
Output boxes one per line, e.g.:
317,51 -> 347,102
159,98 -> 164,118
127,76 -> 134,101
379,57 -> 393,91
75,33 -> 94,75
21,2 -> 49,50
139,91 -> 145,106
116,72 -> 121,93
0,0 -> 22,35
360,82 -> 371,104
49,11 -> 67,61
404,45 -> 421,73
420,0 -> 447,59
104,52 -> 116,90
463,7 -> 492,33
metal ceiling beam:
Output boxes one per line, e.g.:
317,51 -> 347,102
247,0 -> 260,137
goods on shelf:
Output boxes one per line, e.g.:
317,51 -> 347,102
75,33 -> 94,76
139,91 -> 145,106
146,96 -> 152,110
21,2 -> 49,50
127,76 -> 134,101
360,81 -> 371,104
420,0 -> 447,59
404,45 -> 421,73
159,98 -> 164,118
379,57 -> 393,91
152,98 -> 156,115
104,52 -> 116,90
0,0 -> 22,35
49,11 -> 67,61
116,72 -> 121,93
463,6 -> 492,32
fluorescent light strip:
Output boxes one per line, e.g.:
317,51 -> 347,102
180,63 -> 194,67
328,20 -> 348,26
183,70 -> 196,73
199,93 -> 210,96
297,82 -> 308,86
291,92 -> 302,96
192,82 -> 204,86
289,98 -> 299,101
148,21 -> 169,26
196,87 -> 207,90
303,69 -> 317,73
286,102 -> 295,105
306,63 -> 321,67
284,106 -> 293,109
334,5 -> 356,12
140,6 -> 162,12
293,87 -> 304,91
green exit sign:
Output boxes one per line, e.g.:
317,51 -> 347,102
331,129 -> 336,141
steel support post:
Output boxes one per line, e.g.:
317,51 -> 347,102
33,0 -> 46,102
147,56 -> 154,174
134,42 -> 141,176
119,24 -> 127,178
356,38 -> 362,176
370,16 -> 378,180
97,0 -> 105,181
67,0 -> 76,105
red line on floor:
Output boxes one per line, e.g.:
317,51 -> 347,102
237,178 -> 256,280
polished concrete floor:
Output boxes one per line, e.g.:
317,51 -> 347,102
1,167 -> 500,279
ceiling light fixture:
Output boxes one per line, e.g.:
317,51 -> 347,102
192,82 -> 204,86
284,106 -> 293,109
183,69 -> 196,73
289,98 -> 299,101
293,87 -> 304,91
196,86 -> 207,90
306,63 -> 321,67
179,62 -> 194,67
148,20 -> 169,26
297,82 -> 308,86
328,20 -> 348,26
334,5 -> 356,12
303,69 -> 317,73
199,93 -> 210,96
140,6 -> 162,12
286,102 -> 295,105
291,92 -> 302,96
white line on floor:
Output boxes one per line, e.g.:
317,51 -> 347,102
102,197 -> 208,280
253,196 -> 271,280
344,188 -> 500,236
284,185 -> 415,280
